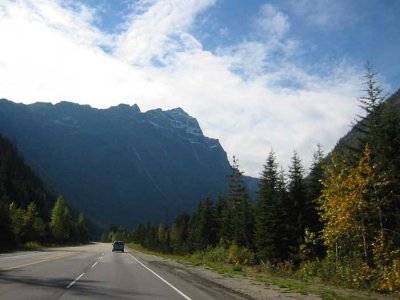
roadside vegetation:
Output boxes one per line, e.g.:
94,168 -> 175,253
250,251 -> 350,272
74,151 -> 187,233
0,136 -> 90,251
106,64 -> 400,296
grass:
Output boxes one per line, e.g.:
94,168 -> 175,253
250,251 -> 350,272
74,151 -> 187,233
23,241 -> 43,250
127,243 -> 398,300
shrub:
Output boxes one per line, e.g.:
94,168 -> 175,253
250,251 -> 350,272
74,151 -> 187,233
227,244 -> 255,265
24,241 -> 42,250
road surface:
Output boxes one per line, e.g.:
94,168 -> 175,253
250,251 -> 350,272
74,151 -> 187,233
0,243 -> 247,300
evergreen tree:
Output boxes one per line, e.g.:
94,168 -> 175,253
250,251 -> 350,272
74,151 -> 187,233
50,196 -> 71,243
192,197 -> 217,251
303,145 -> 326,258
255,151 -> 283,263
74,212 -> 89,243
287,151 -> 307,259
305,145 -> 325,232
169,212 -> 190,254
226,157 -> 254,248
352,62 -> 386,159
214,195 -> 232,245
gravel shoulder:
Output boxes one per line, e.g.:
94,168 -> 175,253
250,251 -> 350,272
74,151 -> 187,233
128,247 -> 320,300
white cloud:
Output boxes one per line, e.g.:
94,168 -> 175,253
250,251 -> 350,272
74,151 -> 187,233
113,0 -> 215,65
0,0 -> 365,177
287,0 -> 362,30
256,3 -> 290,38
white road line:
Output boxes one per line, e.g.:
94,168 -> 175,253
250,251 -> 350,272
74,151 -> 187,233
127,252 -> 192,300
91,261 -> 98,268
0,253 -> 40,259
66,273 -> 85,289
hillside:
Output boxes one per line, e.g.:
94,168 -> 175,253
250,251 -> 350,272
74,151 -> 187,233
331,88 -> 400,156
0,99 -> 257,227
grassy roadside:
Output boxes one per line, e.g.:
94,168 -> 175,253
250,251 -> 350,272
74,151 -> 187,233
0,241 -> 93,253
127,243 -> 398,300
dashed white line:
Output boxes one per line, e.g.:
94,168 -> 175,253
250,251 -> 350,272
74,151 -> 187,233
91,261 -> 98,268
127,252 -> 192,300
66,273 -> 85,289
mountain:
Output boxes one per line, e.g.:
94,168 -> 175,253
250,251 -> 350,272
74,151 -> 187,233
0,99 -> 257,228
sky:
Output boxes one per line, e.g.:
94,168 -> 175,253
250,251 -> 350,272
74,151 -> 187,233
0,0 -> 399,177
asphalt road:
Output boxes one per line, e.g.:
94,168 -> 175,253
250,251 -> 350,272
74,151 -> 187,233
0,243 -> 236,300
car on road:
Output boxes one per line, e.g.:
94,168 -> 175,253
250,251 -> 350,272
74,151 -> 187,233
112,241 -> 125,252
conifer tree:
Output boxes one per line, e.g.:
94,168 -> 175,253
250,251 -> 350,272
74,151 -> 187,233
305,145 -> 325,233
226,157 -> 254,248
192,198 -> 217,250
255,151 -> 283,263
215,195 -> 232,245
287,151 -> 307,259
352,62 -> 386,159
74,212 -> 89,243
170,213 -> 190,253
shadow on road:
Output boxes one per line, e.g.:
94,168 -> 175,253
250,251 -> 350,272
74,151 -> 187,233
0,269 -> 168,299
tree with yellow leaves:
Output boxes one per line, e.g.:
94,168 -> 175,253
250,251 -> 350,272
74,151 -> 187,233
318,146 -> 389,266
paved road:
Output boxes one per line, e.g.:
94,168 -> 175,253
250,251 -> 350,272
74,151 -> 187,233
0,243 -> 235,300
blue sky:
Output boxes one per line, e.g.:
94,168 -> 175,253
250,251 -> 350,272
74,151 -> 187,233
0,0 -> 399,176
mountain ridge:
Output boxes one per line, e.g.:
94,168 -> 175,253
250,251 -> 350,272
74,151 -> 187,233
0,98 -> 257,228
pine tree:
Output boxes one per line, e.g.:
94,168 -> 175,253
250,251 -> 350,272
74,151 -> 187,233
306,145 -> 325,231
352,62 -> 386,158
192,198 -> 217,251
304,145 -> 325,258
50,196 -> 71,243
287,151 -> 307,259
215,195 -> 232,245
226,157 -> 254,248
255,151 -> 283,263
74,212 -> 89,243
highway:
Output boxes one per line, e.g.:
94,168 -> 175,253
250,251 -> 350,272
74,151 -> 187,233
0,243 -> 245,300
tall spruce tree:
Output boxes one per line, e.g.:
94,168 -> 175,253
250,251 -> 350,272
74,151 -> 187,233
352,62 -> 386,159
192,197 -> 217,250
255,151 -> 283,263
74,212 -> 89,243
170,212 -> 190,253
226,157 -> 254,248
306,145 -> 325,232
287,151 -> 307,260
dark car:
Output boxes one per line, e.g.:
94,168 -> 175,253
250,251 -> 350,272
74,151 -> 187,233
112,241 -> 125,252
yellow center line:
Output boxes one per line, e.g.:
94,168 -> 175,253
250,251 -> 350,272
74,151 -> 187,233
2,252 -> 78,270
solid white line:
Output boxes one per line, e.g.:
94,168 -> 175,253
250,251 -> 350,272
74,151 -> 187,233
91,261 -> 98,268
127,252 -> 192,300
0,253 -> 39,259
66,273 -> 85,289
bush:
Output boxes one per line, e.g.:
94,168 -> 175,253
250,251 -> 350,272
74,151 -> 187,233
23,241 -> 42,250
227,244 -> 255,265
377,259 -> 400,292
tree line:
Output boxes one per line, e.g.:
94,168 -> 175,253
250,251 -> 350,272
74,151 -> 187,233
0,135 -> 89,248
112,64 -> 400,292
